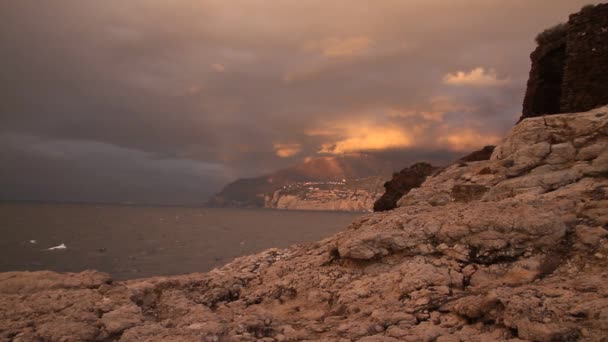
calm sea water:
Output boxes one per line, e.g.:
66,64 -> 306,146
0,203 -> 361,280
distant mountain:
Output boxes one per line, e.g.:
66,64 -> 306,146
207,153 -> 395,211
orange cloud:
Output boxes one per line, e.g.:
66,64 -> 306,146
274,143 -> 301,157
187,85 -> 201,94
303,36 -> 371,57
283,65 -> 323,83
387,108 -> 445,122
439,129 -> 502,151
387,96 -> 475,122
443,67 -> 509,87
318,124 -> 412,154
211,63 -> 225,72
304,128 -> 340,137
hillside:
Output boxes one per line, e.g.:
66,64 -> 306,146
208,154 -> 395,211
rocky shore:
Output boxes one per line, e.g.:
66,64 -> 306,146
2,106 -> 607,341
3,4 -> 608,340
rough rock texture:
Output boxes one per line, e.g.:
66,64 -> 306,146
561,4 -> 608,114
2,107 -> 607,341
521,3 -> 608,121
265,177 -> 385,212
373,163 -> 439,212
374,147 -> 495,213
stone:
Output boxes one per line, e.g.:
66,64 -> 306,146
101,305 -> 144,335
374,162 -> 438,212
450,184 -> 489,202
545,142 -> 576,164
520,3 -> 608,120
575,225 -> 608,246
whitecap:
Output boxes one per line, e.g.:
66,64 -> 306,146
47,243 -> 67,250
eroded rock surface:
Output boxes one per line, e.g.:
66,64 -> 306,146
1,108 -> 608,341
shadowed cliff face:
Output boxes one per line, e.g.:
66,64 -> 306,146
373,162 -> 438,212
456,145 -> 496,163
373,146 -> 496,212
521,3 -> 608,121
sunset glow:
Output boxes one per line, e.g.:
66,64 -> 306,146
1,0 -> 595,204
319,124 -> 413,154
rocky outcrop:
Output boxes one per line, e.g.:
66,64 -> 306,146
373,146 -> 495,213
521,3 -> 608,121
373,163 -> 438,212
265,177 -> 384,212
2,107 -> 607,341
456,145 -> 495,163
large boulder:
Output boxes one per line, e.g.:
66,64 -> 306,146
373,162 -> 438,212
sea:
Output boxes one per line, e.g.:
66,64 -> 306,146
0,202 -> 362,280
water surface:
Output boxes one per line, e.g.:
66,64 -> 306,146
0,203 -> 361,280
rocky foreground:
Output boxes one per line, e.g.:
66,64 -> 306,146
1,107 -> 608,341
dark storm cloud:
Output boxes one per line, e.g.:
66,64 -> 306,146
0,0 -> 600,204
0,133 -> 229,204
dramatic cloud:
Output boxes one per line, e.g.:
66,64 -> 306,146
387,96 -> 476,123
211,63 -> 226,72
0,0 -> 599,204
304,36 -> 372,58
318,123 -> 413,154
439,129 -> 503,151
0,133 -> 230,205
274,143 -> 302,158
443,67 -> 511,87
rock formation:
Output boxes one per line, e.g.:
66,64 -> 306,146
2,106 -> 607,342
373,146 -> 496,213
373,163 -> 439,212
521,3 -> 608,121
456,145 -> 495,163
265,177 -> 384,212
208,154 -> 394,211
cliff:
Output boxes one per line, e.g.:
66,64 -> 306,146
521,3 -> 608,121
208,154 -> 394,212
373,147 -> 496,212
265,177 -> 384,212
2,107 -> 607,341
373,163 -> 439,212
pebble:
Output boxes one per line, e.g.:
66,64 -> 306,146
594,253 -> 605,259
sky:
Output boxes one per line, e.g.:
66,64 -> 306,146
0,0 -> 600,205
